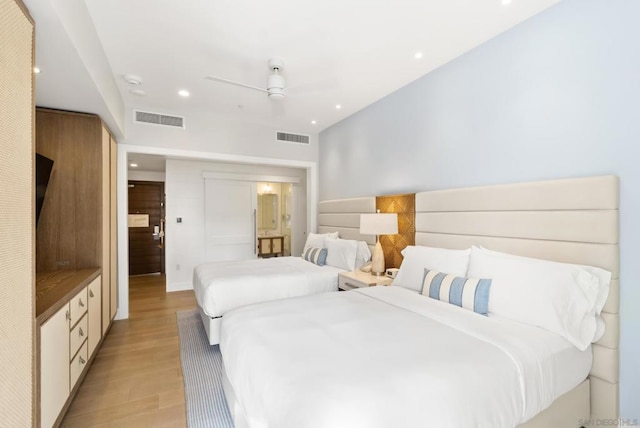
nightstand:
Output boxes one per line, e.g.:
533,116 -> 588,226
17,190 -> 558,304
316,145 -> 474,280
338,271 -> 393,291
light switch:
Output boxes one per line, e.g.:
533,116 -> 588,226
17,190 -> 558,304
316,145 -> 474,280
177,217 -> 182,223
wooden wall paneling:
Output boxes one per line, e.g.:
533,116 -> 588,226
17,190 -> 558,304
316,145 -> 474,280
36,110 -> 103,272
376,193 -> 415,268
110,135 -> 117,320
72,115 -> 102,269
101,125 -> 110,334
35,111 -> 62,272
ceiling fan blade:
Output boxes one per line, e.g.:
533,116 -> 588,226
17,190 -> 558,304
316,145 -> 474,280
205,75 -> 267,93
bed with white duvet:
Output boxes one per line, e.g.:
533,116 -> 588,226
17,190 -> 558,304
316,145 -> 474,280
220,285 -> 592,428
194,232 -> 372,345
194,256 -> 343,318
193,256 -> 344,344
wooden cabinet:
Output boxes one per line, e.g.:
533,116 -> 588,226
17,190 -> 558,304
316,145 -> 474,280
258,235 -> 284,257
35,108 -> 117,334
40,305 -> 70,428
87,277 -> 102,357
36,269 -> 103,428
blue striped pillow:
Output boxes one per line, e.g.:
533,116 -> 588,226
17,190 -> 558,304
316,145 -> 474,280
422,269 -> 492,316
303,247 -> 328,266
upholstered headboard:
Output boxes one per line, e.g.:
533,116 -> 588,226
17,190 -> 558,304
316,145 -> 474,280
318,197 -> 376,249
414,175 -> 619,421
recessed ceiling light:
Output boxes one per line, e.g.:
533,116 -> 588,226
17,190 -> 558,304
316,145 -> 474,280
129,163 -> 138,168
336,104 -> 342,110
129,89 -> 146,96
33,67 -> 41,74
501,0 -> 512,4
414,52 -> 423,59
178,89 -> 190,97
311,120 -> 317,125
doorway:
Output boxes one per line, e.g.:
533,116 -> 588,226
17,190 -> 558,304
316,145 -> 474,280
128,181 -> 165,275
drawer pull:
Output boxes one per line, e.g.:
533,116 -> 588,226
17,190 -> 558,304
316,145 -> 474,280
79,356 -> 86,365
66,310 -> 71,321
79,298 -> 85,308
79,327 -> 84,337
89,290 -> 95,298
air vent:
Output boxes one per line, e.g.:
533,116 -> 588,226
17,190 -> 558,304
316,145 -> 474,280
277,131 -> 310,145
134,110 -> 185,129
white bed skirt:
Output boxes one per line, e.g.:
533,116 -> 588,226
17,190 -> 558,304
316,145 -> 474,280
198,305 -> 222,345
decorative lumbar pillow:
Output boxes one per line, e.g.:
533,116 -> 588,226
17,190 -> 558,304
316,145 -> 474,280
391,245 -> 472,292
422,269 -> 492,316
303,246 -> 328,266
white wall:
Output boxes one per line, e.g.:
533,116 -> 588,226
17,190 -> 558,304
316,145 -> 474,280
319,0 -> 640,418
122,109 -> 318,162
165,159 -> 307,291
128,170 -> 165,182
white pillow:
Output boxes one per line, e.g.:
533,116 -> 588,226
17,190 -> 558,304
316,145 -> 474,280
324,238 -> 358,271
467,246 -> 610,350
391,245 -> 471,292
303,232 -> 339,251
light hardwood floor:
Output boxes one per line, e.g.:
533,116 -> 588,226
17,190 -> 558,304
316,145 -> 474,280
62,275 -> 196,427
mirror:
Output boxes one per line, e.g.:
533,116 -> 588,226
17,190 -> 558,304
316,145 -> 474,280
258,193 -> 278,230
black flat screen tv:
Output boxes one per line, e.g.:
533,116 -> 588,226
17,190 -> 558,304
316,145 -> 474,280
35,153 -> 54,226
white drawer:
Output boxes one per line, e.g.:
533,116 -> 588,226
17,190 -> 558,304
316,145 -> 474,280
70,341 -> 88,390
338,275 -> 363,291
69,286 -> 88,327
70,313 -> 88,360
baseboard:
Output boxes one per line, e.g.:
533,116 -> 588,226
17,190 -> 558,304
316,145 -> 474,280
167,282 -> 193,292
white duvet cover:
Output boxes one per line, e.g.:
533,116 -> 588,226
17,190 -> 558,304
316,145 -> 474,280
193,257 -> 343,317
220,286 -> 591,428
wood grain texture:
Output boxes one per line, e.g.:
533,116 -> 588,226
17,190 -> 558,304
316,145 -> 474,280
128,181 -> 165,275
376,194 -> 415,269
35,109 -> 103,273
109,137 -> 117,320
101,125 -> 111,337
35,268 -> 101,322
61,275 -> 195,427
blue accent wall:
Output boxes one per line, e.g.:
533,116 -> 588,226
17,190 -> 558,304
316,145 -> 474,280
320,0 -> 640,417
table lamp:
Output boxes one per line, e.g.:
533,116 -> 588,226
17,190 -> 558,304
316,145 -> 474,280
360,211 -> 398,276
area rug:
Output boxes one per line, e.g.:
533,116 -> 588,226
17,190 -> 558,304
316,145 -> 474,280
176,309 -> 234,428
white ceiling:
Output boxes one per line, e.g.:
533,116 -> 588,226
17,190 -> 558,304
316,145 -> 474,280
26,0 -> 560,136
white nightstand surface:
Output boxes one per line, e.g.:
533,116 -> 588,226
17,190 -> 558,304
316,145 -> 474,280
338,271 -> 393,291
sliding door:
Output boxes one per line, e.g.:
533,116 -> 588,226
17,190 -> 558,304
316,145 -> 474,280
204,179 -> 257,262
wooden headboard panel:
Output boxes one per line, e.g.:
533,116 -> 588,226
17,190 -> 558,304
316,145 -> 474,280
414,175 -> 619,421
376,193 -> 415,269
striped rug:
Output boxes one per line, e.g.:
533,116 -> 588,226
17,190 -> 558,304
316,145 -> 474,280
176,309 -> 234,428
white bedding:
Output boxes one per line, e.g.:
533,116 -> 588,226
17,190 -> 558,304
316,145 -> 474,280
220,286 -> 592,428
193,256 -> 343,318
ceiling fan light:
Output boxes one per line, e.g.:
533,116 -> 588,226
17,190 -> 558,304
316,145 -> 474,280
267,74 -> 285,99
268,90 -> 285,100
267,74 -> 285,90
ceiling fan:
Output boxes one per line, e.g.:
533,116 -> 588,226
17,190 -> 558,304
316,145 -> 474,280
205,57 -> 286,100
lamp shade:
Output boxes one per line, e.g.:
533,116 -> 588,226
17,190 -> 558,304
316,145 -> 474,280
359,213 -> 398,236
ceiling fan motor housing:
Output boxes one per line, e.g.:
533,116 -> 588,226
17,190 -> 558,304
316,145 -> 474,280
267,74 -> 285,98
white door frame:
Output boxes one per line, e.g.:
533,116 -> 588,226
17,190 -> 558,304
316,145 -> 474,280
116,143 -> 318,320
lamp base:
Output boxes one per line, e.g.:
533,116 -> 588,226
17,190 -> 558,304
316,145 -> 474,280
371,239 -> 385,276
